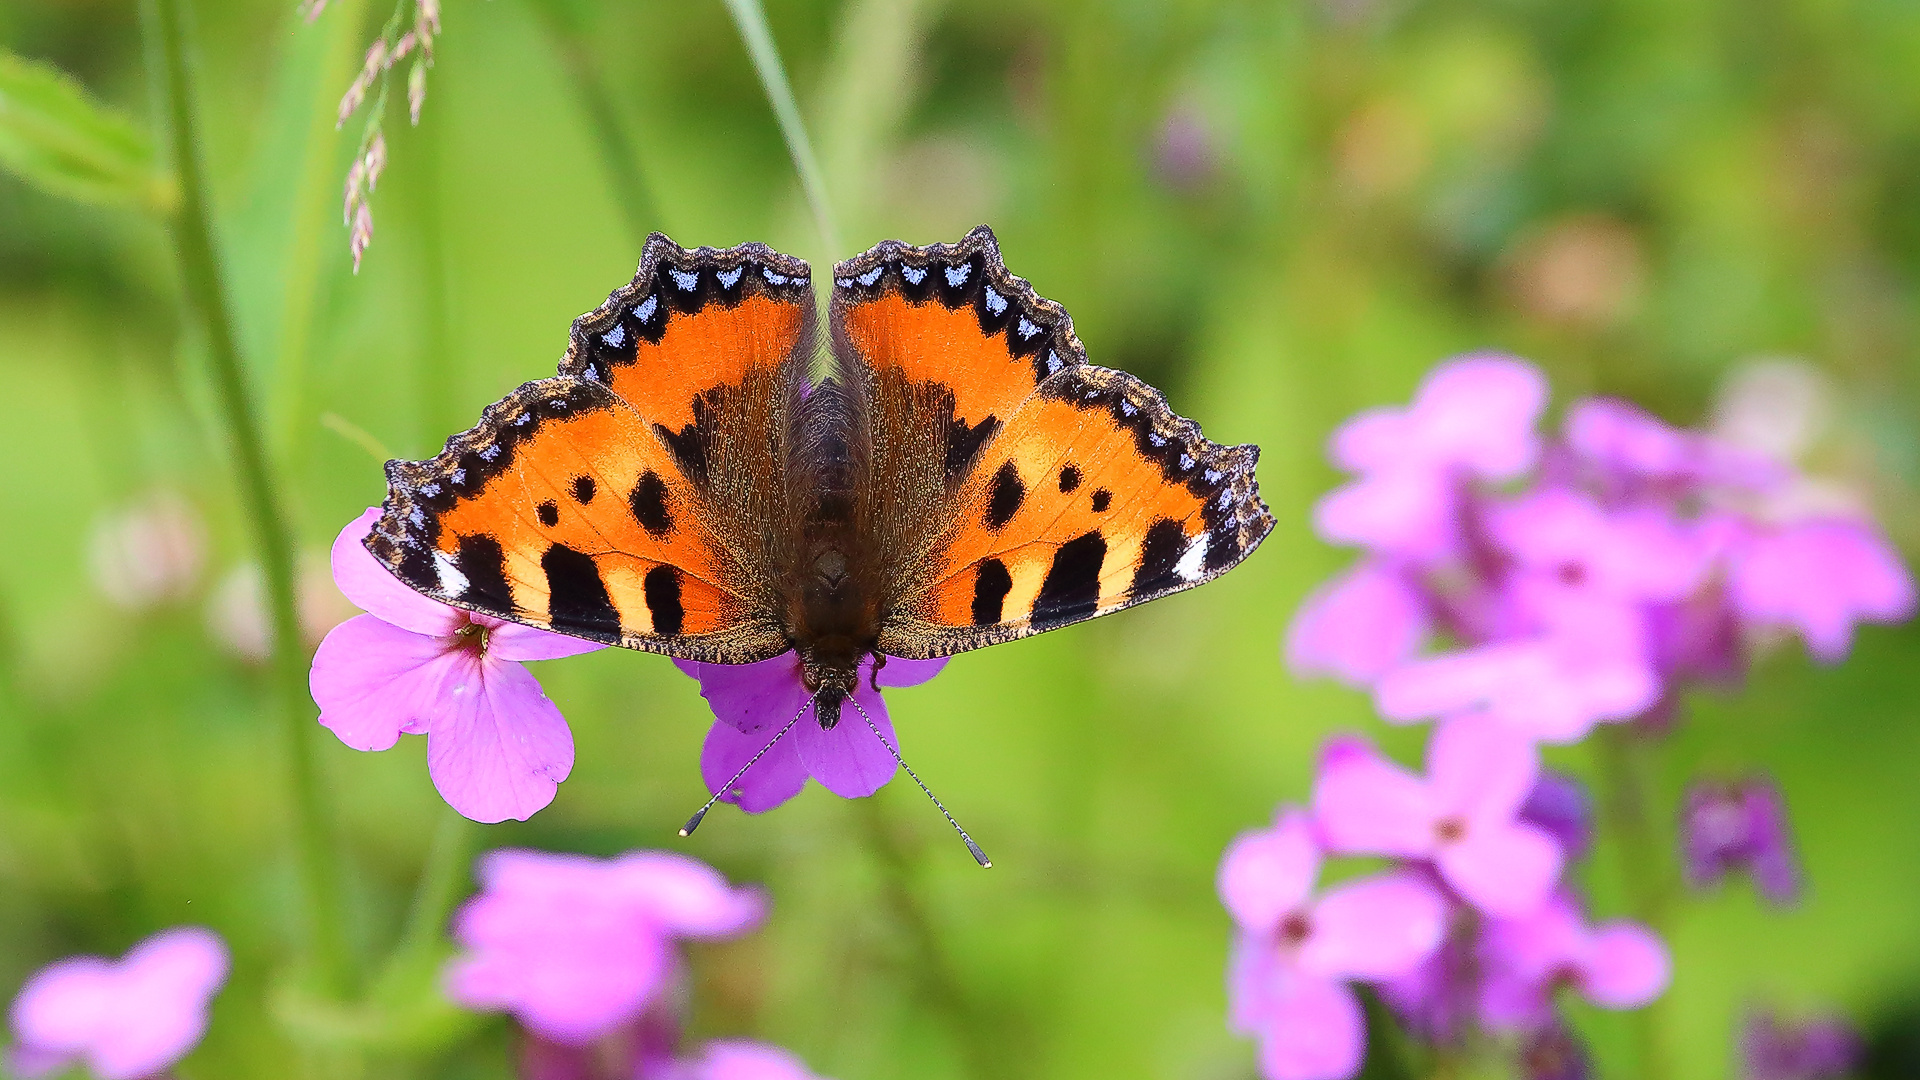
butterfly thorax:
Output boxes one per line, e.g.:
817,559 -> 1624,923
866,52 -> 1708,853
790,545 -> 877,731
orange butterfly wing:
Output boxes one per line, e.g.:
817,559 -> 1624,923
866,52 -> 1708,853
365,237 -> 814,662
829,227 -> 1274,659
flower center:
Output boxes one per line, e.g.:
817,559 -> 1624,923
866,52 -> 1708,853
1435,815 -> 1468,844
1555,560 -> 1588,587
453,620 -> 490,655
1279,911 -> 1313,947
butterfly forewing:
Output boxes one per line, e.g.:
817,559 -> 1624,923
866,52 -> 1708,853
366,236 -> 813,663
827,226 -> 1275,659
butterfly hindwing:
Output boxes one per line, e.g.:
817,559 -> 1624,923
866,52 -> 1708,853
366,236 -> 813,662
829,226 -> 1274,659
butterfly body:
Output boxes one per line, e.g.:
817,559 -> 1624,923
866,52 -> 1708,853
367,228 -> 1273,726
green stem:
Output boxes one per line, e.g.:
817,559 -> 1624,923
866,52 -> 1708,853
1594,727 -> 1674,1080
855,799 -> 1002,1080
143,0 -> 354,996
719,0 -> 840,257
393,807 -> 475,959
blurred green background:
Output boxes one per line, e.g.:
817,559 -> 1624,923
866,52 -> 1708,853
3,0 -> 1920,1077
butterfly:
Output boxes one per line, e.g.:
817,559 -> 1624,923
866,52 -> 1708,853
366,226 -> 1273,729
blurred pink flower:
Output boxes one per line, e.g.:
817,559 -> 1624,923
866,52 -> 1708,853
676,653 -> 947,814
1312,716 -> 1561,916
1315,355 -> 1546,561
1284,560 -> 1429,686
1219,810 -> 1445,1080
310,509 -> 604,823
1477,891 -> 1668,1031
1681,775 -> 1801,906
86,491 -> 204,611
205,555 -> 357,663
669,1041 -> 831,1080
1565,397 -> 1782,497
1727,519 -> 1916,662
448,849 -> 764,1046
1373,625 -> 1659,743
8,927 -> 227,1080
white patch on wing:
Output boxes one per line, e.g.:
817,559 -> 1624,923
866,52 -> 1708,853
983,286 -> 1008,315
944,263 -> 971,288
635,295 -> 659,322
670,269 -> 699,291
1173,535 -> 1208,583
902,265 -> 927,284
434,549 -> 470,596
857,266 -> 883,286
717,267 -> 743,288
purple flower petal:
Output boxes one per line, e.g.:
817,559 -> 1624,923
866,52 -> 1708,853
1436,821 -> 1561,917
1728,519 -> 1916,662
424,655 -> 574,823
792,695 -> 899,800
611,852 -> 766,939
1333,355 -> 1546,480
1519,770 -> 1594,863
679,654 -> 811,735
1218,812 -> 1321,936
1286,561 -> 1429,685
701,720 -> 809,813
1312,740 -> 1434,858
331,508 -> 461,637
1426,712 -> 1538,825
1314,467 -> 1459,561
1297,872 -> 1445,981
677,1039 -> 827,1080
1253,969 -> 1366,1080
310,613 -> 454,749
1227,933 -> 1279,1034
448,905 -> 671,1045
1376,638 -> 1658,743
1580,922 -> 1669,1009
874,655 -> 948,687
10,927 -> 227,1080
487,619 -> 608,662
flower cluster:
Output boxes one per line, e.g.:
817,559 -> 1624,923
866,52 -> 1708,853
1253,353 -> 1911,1077
1222,718 -> 1668,1079
7,927 -> 228,1080
1288,355 -> 1914,741
447,848 -> 826,1080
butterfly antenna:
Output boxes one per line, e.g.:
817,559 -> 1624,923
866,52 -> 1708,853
847,694 -> 992,868
679,692 -> 816,838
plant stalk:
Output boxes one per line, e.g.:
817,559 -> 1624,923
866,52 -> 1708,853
1594,726 -> 1674,1080
719,0 -> 840,259
144,0 -> 354,996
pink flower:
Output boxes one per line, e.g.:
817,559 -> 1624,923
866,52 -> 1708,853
1564,397 -> 1782,498
310,509 -> 604,823
8,927 -> 228,1080
1477,891 -> 1669,1031
1680,775 -> 1801,906
1220,810 -> 1445,1080
447,849 -> 765,1046
670,1040 -> 831,1080
1284,561 -> 1429,687
676,653 -> 948,814
1726,519 -> 1916,662
1315,355 -> 1547,561
1312,716 -> 1562,916
1373,626 -> 1659,743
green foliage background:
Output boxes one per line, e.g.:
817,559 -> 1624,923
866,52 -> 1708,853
1,0 -> 1918,1077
